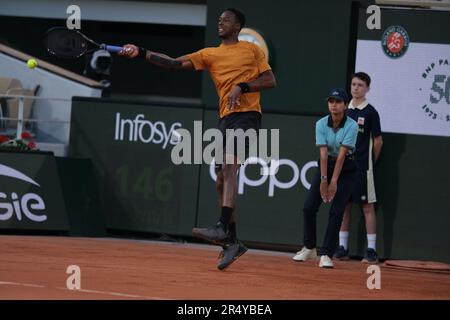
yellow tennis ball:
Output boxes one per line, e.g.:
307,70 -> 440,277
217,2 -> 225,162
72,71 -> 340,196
27,59 -> 37,69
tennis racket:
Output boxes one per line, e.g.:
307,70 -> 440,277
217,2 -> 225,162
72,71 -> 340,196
45,27 -> 128,58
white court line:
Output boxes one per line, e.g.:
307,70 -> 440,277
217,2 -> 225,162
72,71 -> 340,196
0,281 -> 46,288
55,287 -> 171,300
0,280 -> 171,300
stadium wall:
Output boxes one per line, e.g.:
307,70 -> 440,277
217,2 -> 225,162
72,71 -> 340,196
1,0 -> 449,264
201,0 -> 359,115
67,98 -> 450,264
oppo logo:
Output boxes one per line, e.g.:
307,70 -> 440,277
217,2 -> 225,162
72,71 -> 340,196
210,158 -> 318,197
0,164 -> 47,222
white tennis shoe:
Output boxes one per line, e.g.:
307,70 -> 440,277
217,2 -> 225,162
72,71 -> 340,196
292,247 -> 317,262
319,255 -> 334,268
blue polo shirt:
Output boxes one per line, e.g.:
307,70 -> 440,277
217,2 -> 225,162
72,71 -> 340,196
316,115 -> 358,157
346,100 -> 382,171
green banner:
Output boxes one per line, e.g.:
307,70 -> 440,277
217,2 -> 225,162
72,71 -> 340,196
196,111 -> 450,263
0,151 -> 69,231
70,98 -> 450,263
197,111 -> 330,246
70,98 -> 203,235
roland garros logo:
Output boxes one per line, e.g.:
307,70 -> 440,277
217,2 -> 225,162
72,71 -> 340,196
0,164 -> 47,222
381,25 -> 409,59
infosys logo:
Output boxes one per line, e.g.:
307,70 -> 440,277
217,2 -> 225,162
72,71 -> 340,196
114,113 -> 182,149
0,164 -> 47,222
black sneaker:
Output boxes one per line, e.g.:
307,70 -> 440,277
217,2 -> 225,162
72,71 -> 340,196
192,222 -> 228,244
333,245 -> 350,260
217,240 -> 243,259
217,240 -> 248,271
362,248 -> 378,264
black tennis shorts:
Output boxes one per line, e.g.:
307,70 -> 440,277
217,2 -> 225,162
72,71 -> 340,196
215,111 -> 262,168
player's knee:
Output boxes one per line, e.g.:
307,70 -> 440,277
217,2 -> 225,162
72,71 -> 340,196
222,163 -> 238,178
363,210 -> 375,218
362,204 -> 375,216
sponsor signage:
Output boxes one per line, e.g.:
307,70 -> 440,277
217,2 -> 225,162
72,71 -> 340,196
0,151 -> 69,230
70,99 -> 202,235
355,9 -> 450,137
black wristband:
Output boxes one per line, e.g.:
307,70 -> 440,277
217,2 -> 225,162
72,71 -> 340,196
138,47 -> 147,59
237,82 -> 250,93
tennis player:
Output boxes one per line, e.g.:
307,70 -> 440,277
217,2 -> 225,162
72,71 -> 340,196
119,8 -> 276,270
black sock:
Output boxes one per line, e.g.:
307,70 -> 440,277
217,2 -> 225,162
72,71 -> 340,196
228,222 -> 237,241
219,206 -> 233,231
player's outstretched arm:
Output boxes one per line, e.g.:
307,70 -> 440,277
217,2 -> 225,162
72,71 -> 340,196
119,44 -> 194,70
145,52 -> 194,70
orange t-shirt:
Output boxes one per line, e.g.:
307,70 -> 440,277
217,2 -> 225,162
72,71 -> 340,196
187,41 -> 272,118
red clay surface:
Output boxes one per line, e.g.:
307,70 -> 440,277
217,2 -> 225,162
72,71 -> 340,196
0,235 -> 449,300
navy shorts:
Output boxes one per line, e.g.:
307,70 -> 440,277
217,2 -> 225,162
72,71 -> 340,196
349,166 -> 377,204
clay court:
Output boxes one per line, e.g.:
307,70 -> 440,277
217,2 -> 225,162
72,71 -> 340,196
0,235 -> 449,300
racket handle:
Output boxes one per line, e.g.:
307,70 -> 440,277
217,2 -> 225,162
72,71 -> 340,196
105,45 -> 124,53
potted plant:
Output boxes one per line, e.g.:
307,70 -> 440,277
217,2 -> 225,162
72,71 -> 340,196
0,131 -> 38,151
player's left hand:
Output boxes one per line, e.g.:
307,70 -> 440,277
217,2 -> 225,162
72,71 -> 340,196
227,86 -> 242,111
327,180 -> 337,202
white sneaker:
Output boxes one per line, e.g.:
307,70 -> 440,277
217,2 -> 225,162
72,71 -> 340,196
292,247 -> 317,262
319,255 -> 334,268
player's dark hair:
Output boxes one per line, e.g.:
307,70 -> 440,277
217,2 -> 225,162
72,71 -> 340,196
225,8 -> 246,30
352,72 -> 371,87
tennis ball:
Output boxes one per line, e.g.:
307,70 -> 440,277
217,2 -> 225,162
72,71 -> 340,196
27,59 -> 37,69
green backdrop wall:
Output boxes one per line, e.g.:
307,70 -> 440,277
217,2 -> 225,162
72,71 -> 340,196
70,97 -> 203,235
69,98 -> 450,263
201,0 -> 358,114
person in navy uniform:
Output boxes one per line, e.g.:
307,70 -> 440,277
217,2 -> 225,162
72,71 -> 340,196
292,88 -> 358,268
334,72 -> 383,263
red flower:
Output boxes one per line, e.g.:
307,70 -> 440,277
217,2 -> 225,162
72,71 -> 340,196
27,141 -> 36,149
0,135 -> 9,143
21,131 -> 32,140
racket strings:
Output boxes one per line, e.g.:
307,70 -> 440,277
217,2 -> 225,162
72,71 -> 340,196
45,28 -> 91,58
